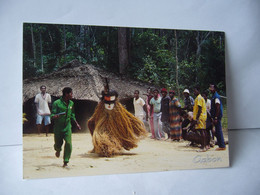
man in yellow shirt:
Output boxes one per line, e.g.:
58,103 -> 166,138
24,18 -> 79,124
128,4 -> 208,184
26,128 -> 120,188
192,86 -> 208,152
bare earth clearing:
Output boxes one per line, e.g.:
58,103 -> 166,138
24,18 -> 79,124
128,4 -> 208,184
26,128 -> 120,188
23,133 -> 229,179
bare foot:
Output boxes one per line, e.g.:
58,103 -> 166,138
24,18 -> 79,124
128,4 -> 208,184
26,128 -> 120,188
197,148 -> 207,152
215,147 -> 226,151
55,151 -> 60,158
63,162 -> 68,167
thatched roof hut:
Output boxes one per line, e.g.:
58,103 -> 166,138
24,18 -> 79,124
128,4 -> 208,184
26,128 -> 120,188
23,60 -> 152,103
23,60 -> 157,133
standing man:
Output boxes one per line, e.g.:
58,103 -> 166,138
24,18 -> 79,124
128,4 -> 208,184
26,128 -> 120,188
160,88 -> 171,139
150,89 -> 164,140
133,90 -> 147,122
192,86 -> 208,152
35,85 -> 52,136
183,89 -> 194,111
209,84 -> 226,151
51,87 -> 81,167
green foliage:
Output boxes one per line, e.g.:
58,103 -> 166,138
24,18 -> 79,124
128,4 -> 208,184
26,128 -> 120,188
137,56 -> 159,83
23,23 -> 226,96
129,30 -> 176,88
179,58 -> 198,89
221,101 -> 228,130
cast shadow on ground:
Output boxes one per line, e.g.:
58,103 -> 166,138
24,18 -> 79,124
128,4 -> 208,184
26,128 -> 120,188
176,145 -> 199,152
34,163 -> 66,170
78,152 -> 137,159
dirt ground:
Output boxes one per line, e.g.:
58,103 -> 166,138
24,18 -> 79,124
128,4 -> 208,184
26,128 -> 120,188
23,132 -> 229,179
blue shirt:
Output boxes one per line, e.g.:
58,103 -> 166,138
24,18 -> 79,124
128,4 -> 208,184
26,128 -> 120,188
210,92 -> 223,119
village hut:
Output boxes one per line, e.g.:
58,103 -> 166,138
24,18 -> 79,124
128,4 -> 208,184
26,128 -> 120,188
23,60 -> 156,133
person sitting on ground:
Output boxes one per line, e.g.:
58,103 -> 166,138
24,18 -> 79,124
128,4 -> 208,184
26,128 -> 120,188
181,110 -> 200,147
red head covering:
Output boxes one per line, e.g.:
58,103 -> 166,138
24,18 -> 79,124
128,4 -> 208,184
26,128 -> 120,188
161,88 -> 168,93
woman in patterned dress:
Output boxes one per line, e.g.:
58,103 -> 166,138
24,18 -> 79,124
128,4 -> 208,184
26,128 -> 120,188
169,90 -> 182,141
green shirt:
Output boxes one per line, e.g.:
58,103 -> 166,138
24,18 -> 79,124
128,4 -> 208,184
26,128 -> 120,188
51,97 -> 76,133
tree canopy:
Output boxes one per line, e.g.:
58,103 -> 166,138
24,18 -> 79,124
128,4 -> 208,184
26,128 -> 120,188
23,23 -> 226,96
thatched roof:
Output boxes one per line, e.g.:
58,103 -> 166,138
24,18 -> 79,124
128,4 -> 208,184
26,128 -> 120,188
23,60 -> 155,103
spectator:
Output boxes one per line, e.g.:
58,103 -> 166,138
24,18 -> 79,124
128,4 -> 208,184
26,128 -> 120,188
209,84 -> 226,151
133,90 -> 147,122
160,88 -> 171,139
145,87 -> 155,138
202,90 -> 211,113
191,86 -> 208,152
169,90 -> 182,141
202,90 -> 214,147
34,85 -> 52,136
150,89 -> 165,140
183,89 -> 194,111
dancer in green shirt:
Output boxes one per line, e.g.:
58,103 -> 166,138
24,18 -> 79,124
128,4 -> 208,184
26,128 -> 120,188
51,87 -> 81,167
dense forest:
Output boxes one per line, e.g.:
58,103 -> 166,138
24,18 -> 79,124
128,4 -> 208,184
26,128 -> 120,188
23,23 -> 226,96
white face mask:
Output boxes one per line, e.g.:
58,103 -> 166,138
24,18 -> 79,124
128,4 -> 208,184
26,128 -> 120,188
105,103 -> 115,110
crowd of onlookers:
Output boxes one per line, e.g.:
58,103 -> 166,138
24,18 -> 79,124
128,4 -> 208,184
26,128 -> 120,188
28,83 -> 227,167
133,84 -> 226,152
32,83 -> 226,166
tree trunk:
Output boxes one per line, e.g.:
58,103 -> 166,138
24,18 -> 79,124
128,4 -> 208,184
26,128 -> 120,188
63,25 -> 67,63
174,30 -> 180,97
185,37 -> 190,60
30,24 -> 37,67
196,31 -> 211,58
195,31 -> 211,83
127,28 -> 131,74
118,27 -> 129,75
85,26 -> 90,60
40,32 -> 43,72
79,25 -> 85,52
106,28 -> 111,68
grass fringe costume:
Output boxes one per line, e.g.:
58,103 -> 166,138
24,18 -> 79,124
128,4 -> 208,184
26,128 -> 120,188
88,95 -> 147,157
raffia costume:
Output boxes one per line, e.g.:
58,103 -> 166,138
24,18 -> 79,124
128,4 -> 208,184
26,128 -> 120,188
87,90 -> 147,157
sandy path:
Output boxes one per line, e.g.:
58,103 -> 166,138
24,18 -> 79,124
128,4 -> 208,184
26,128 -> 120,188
23,133 -> 229,179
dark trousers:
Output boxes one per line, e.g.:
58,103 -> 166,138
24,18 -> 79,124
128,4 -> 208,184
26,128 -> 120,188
215,120 -> 226,148
198,129 -> 207,149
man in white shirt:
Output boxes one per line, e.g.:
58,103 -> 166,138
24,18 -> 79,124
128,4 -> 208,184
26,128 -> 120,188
35,85 -> 52,136
133,90 -> 147,122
